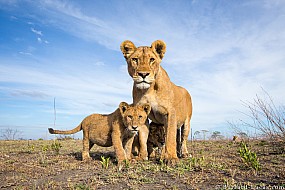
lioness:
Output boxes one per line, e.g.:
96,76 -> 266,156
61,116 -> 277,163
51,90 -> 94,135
48,102 -> 151,163
120,40 -> 193,163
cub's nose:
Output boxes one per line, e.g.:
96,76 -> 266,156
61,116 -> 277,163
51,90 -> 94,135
132,126 -> 138,130
138,72 -> 150,79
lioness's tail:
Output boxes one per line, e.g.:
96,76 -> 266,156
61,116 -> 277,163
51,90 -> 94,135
48,123 -> 82,135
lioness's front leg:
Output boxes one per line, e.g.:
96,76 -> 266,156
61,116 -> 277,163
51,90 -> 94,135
162,110 -> 179,164
181,118 -> 191,158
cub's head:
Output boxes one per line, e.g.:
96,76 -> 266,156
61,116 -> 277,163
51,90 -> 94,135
148,122 -> 165,148
120,40 -> 166,90
119,102 -> 151,135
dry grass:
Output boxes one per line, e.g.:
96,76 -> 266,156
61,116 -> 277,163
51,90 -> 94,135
0,139 -> 284,189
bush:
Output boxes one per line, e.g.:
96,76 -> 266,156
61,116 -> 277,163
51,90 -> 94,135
51,141 -> 62,154
100,156 -> 110,169
230,89 -> 285,142
238,142 -> 261,172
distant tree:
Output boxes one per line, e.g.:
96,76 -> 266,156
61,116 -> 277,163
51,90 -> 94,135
237,132 -> 248,140
57,135 -> 74,140
201,130 -> 209,140
211,131 -> 224,140
194,131 -> 201,140
0,128 -> 23,140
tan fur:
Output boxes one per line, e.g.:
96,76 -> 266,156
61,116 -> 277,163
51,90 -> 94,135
120,40 -> 193,163
233,135 -> 241,143
48,102 -> 151,163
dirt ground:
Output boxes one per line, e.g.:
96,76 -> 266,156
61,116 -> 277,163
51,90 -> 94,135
0,139 -> 284,189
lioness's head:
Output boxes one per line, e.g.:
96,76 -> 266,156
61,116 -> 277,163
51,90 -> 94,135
120,40 -> 166,89
119,102 -> 151,134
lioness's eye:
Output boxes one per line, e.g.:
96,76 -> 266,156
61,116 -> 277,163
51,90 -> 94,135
150,58 -> 155,64
127,115 -> 133,120
138,115 -> 143,119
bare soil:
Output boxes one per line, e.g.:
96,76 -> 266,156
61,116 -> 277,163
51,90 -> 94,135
0,139 -> 284,189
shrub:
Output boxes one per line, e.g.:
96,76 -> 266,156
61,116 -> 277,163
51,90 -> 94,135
51,141 -> 62,154
238,142 -> 261,172
100,156 -> 110,169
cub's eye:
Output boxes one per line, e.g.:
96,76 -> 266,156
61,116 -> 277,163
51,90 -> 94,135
127,115 -> 133,120
132,58 -> 138,64
150,58 -> 155,64
138,115 -> 143,119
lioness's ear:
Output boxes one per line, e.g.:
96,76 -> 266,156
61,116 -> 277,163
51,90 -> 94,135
119,102 -> 129,115
120,40 -> 136,59
151,40 -> 166,59
142,103 -> 151,115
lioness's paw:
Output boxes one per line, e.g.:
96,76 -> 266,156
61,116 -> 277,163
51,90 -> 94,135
164,158 -> 179,166
117,159 -> 131,171
82,152 -> 92,162
135,156 -> 148,161
181,152 -> 193,158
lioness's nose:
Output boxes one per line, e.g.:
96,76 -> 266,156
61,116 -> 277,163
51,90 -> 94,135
132,126 -> 138,130
138,72 -> 150,79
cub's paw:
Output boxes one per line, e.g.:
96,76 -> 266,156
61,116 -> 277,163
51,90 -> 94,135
117,159 -> 130,171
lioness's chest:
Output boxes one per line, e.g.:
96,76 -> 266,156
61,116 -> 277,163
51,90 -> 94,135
138,94 -> 167,124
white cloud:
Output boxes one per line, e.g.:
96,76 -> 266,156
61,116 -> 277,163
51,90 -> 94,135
37,37 -> 42,43
10,89 -> 49,99
0,62 -> 132,115
93,61 -> 105,66
19,51 -> 32,56
31,27 -> 43,36
18,46 -> 36,56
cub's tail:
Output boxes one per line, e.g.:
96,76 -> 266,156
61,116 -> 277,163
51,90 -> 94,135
48,123 -> 82,135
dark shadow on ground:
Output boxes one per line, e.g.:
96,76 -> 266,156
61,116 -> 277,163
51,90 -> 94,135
68,151 -> 116,162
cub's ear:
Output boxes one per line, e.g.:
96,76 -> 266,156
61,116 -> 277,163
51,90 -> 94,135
119,102 -> 130,115
142,103 -> 151,115
120,40 -> 136,59
149,122 -> 156,131
151,40 -> 166,59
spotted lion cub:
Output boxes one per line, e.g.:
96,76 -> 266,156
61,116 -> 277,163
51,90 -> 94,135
48,102 -> 150,164
147,122 -> 165,159
132,122 -> 165,160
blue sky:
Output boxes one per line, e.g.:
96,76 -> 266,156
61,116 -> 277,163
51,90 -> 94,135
0,0 -> 285,140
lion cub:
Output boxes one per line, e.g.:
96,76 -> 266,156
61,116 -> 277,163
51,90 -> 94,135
132,122 -> 165,159
48,102 -> 150,164
147,122 -> 165,159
